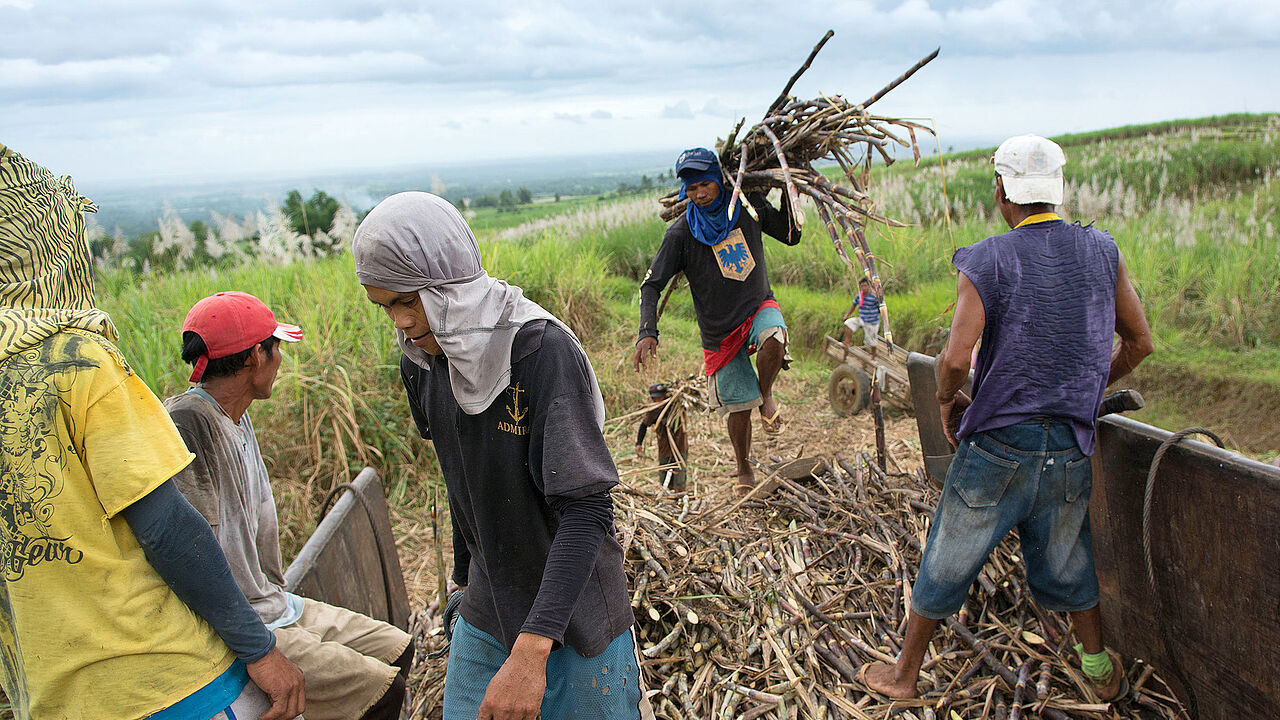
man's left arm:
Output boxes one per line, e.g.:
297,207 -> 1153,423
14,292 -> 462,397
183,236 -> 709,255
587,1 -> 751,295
518,385 -> 617,640
123,481 -> 306,720
937,271 -> 985,446
521,489 -> 612,642
85,366 -> 304,719
478,487 -> 613,719
748,192 -> 802,245
1108,251 -> 1154,384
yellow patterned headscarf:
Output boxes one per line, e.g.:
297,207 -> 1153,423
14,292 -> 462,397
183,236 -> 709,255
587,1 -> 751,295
0,143 -> 117,363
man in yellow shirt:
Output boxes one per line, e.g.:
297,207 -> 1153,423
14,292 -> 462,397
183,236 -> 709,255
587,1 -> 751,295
0,143 -> 304,720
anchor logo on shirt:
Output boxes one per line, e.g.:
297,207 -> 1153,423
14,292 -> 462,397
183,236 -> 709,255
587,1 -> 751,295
506,384 -> 527,422
499,383 -> 529,436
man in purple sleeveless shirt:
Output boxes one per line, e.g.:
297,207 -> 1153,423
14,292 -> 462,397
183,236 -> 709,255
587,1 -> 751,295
861,135 -> 1153,702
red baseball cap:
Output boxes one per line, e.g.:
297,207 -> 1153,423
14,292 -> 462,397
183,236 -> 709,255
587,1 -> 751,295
183,291 -> 303,382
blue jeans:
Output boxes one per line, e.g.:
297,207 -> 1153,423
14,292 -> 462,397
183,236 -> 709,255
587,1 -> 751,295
911,420 -> 1099,619
442,617 -> 650,719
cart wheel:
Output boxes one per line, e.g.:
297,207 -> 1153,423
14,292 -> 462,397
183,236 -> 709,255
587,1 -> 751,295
827,364 -> 870,416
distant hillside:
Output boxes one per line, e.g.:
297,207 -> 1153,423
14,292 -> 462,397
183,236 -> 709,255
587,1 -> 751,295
80,150 -> 675,236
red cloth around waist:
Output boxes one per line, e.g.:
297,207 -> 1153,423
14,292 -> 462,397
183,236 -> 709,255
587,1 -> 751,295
702,299 -> 779,376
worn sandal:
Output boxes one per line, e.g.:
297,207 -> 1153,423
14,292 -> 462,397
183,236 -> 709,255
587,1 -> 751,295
1091,649 -> 1130,703
1073,648 -> 1129,703
760,406 -> 785,434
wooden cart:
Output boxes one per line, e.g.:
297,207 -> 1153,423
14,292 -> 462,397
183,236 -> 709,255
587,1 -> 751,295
823,334 -> 913,416
284,467 -> 411,630
905,351 -> 1280,719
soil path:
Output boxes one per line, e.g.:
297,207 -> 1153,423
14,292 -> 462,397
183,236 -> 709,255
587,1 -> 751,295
394,364 -> 925,608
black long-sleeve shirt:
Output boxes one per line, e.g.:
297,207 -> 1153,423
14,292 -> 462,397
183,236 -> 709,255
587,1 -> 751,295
639,192 -> 800,351
123,480 -> 276,663
400,320 -> 632,657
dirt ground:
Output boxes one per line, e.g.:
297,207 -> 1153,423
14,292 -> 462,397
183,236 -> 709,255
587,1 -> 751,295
396,363 -> 933,717
609,371 -> 922,492
394,363 -> 927,612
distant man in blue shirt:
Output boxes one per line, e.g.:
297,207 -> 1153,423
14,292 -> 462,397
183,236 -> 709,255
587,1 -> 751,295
841,277 -> 888,359
859,135 -> 1153,703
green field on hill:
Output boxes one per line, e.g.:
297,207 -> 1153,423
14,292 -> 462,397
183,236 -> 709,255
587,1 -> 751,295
95,113 -> 1280,555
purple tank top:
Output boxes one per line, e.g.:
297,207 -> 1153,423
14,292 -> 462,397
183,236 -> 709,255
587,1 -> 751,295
954,219 -> 1119,455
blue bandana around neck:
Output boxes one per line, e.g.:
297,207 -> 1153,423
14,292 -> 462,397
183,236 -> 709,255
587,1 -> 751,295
679,167 -> 740,247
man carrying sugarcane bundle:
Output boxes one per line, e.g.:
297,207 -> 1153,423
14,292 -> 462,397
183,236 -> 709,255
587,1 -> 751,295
352,192 -> 651,720
859,135 -> 1153,703
633,147 -> 801,495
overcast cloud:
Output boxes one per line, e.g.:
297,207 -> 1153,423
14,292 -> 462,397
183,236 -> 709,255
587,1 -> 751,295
2,0 -> 1277,183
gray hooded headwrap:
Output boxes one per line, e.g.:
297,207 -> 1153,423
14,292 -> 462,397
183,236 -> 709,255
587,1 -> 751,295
352,192 -> 604,423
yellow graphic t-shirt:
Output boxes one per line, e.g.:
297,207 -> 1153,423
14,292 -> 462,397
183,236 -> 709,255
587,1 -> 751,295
0,328 -> 235,719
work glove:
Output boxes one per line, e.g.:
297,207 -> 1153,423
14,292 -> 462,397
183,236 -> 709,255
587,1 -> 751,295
443,589 -> 465,641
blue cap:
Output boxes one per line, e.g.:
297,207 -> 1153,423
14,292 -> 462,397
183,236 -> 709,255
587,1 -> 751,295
675,147 -> 719,177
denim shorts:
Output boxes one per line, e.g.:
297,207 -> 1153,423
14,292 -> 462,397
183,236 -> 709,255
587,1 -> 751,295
707,306 -> 787,414
442,616 -> 652,719
911,419 -> 1099,619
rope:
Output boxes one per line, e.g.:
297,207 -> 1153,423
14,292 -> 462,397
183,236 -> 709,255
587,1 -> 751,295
317,481 -> 398,626
1143,427 -> 1222,720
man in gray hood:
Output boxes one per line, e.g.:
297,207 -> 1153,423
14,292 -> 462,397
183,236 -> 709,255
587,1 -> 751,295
352,192 -> 650,720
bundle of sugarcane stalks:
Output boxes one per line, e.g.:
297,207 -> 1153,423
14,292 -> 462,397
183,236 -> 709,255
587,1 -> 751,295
658,30 -> 938,299
609,452 -> 1190,720
402,450 -> 1190,719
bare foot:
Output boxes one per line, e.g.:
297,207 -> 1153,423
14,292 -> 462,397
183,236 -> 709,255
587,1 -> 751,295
860,661 -> 918,699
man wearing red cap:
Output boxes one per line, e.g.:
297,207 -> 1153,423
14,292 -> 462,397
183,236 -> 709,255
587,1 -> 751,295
165,291 -> 414,720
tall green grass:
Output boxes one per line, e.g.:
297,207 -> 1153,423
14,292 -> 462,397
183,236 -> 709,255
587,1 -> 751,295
91,112 -> 1280,531
805,114 -> 1280,349
96,232 -> 624,552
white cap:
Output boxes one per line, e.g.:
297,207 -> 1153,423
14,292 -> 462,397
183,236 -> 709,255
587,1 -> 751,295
994,134 -> 1066,205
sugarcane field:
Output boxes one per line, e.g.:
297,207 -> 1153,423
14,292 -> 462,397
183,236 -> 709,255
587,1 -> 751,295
363,39 -> 1274,718
5,7 -> 1280,720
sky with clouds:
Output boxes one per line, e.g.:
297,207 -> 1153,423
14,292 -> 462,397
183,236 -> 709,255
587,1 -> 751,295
3,0 -> 1278,184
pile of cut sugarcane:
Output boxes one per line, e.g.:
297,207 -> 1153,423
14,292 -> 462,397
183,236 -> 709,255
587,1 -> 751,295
610,452 -> 1190,720
403,450 -> 1189,719
658,30 -> 937,300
